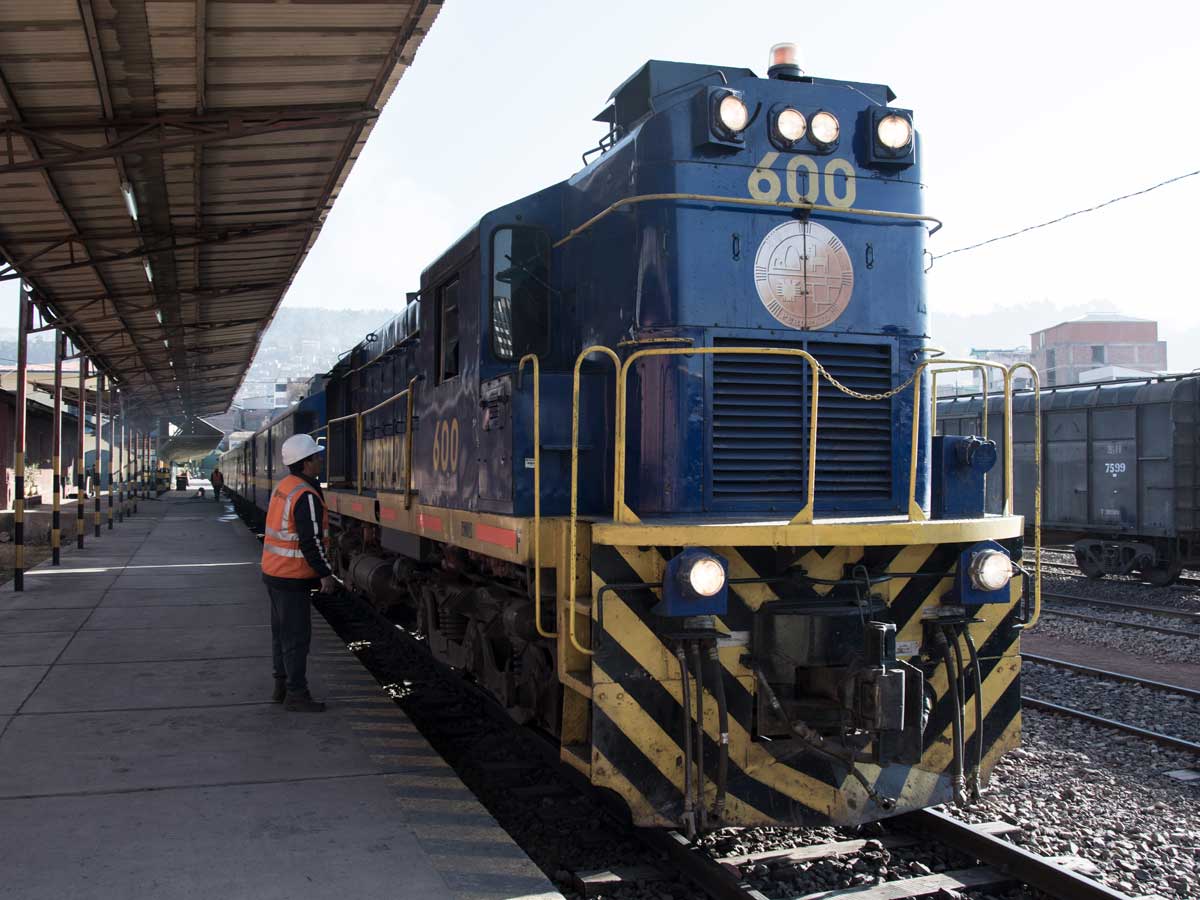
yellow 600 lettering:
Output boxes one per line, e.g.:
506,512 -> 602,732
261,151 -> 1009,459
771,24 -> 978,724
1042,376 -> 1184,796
747,152 -> 856,209
431,418 -> 460,474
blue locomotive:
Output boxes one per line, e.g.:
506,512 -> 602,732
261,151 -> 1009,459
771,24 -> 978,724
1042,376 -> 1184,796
224,47 -> 1041,832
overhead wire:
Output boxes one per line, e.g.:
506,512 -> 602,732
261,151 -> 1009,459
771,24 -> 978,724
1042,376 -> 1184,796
931,168 -> 1200,261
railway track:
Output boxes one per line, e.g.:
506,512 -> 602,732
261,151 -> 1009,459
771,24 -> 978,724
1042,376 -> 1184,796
1039,603 -> 1200,637
1041,590 -> 1200,623
1022,654 -> 1200,755
1037,551 -> 1200,589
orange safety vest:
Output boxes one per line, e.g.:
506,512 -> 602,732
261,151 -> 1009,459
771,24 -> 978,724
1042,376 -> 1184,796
261,474 -> 329,581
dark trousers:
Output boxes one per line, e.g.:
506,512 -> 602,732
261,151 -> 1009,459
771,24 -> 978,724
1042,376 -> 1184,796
213,484 -> 222,501
267,584 -> 312,693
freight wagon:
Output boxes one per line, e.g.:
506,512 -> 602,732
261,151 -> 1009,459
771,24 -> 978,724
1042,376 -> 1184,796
937,374 -> 1199,585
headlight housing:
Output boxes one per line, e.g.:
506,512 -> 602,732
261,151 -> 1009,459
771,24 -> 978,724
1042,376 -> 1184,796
716,93 -> 749,135
687,556 -> 727,597
876,113 -> 912,150
775,107 -> 807,142
968,550 -> 1012,592
656,549 -> 730,616
810,110 -> 840,146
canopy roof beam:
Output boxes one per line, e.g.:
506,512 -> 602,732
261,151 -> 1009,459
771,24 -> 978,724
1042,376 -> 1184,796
0,107 -> 379,177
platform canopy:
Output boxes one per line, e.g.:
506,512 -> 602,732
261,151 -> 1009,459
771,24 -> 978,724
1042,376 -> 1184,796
0,0 -> 440,418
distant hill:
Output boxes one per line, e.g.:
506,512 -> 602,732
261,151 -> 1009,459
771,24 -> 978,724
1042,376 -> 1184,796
235,306 -> 398,407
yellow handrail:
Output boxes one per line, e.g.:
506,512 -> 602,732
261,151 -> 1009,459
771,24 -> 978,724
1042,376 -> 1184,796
615,346 -> 821,525
356,415 -> 364,494
907,360 -> 1011,520
404,377 -> 417,510
1007,363 -> 1042,630
569,345 -> 621,657
553,192 -> 943,249
325,411 -> 358,486
930,366 -> 989,439
329,384 -> 416,496
518,354 -> 554,638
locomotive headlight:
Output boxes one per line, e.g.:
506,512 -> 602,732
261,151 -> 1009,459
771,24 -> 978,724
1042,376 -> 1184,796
810,110 -> 840,145
968,549 -> 1013,592
876,113 -> 913,150
686,556 -> 727,597
717,94 -> 750,134
776,107 -> 807,142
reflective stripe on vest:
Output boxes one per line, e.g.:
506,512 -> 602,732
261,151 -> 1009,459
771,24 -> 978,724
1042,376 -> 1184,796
261,474 -> 328,580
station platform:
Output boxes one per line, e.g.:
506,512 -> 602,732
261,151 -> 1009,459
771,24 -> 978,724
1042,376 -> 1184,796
0,490 -> 562,900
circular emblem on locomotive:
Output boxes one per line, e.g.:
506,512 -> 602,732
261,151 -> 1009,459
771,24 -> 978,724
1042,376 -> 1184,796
753,220 -> 854,329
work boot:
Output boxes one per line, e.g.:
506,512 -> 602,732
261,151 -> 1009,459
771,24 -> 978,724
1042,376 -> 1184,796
284,690 -> 326,712
272,677 -> 287,704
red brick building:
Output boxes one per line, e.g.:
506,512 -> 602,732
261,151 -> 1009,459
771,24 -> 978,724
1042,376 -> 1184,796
1030,313 -> 1167,386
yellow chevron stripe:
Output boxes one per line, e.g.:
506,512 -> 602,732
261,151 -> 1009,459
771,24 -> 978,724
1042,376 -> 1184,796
592,599 -> 849,816
719,547 -> 777,610
591,747 -> 675,828
796,547 -> 865,596
593,663 -> 775,824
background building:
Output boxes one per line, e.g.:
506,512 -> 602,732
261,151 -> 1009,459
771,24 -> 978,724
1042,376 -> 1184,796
1030,313 -> 1167,386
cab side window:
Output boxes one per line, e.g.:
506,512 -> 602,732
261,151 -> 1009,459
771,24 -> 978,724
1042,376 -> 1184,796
491,226 -> 550,361
436,277 -> 460,383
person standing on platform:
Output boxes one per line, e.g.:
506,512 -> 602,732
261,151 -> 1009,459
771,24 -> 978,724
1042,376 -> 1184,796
210,466 -> 224,502
260,434 -> 336,712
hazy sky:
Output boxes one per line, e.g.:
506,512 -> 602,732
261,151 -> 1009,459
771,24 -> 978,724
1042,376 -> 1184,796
283,0 -> 1200,363
4,0 -> 1198,367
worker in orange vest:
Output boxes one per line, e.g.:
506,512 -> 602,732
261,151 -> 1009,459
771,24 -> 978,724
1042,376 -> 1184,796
261,433 -> 335,712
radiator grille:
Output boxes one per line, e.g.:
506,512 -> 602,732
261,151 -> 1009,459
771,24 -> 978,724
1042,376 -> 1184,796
711,341 -> 893,506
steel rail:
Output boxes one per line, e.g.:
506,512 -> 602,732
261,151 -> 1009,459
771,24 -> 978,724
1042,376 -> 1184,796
1022,697 -> 1200,754
904,809 -> 1140,899
1039,605 -> 1200,638
1037,555 -> 1200,590
1023,654 -> 1200,699
1042,590 -> 1200,622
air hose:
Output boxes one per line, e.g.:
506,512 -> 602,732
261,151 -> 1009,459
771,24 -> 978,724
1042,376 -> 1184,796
688,641 -> 708,832
963,625 -> 985,800
933,628 -> 968,806
674,644 -> 696,838
706,641 -> 729,823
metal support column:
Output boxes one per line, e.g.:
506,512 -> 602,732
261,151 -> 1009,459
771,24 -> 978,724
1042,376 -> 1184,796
51,330 -> 64,565
106,382 -> 114,530
94,373 -> 103,538
116,395 -> 124,522
130,423 -> 137,514
77,356 -> 87,549
12,285 -> 31,591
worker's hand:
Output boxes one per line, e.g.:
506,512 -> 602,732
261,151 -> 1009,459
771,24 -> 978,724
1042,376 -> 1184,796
319,575 -> 338,595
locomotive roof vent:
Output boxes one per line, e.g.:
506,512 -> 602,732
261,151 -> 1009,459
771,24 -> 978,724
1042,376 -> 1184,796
768,42 -> 803,80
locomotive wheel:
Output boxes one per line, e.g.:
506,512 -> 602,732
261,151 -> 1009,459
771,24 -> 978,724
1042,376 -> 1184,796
1138,564 -> 1181,587
1075,554 -> 1106,580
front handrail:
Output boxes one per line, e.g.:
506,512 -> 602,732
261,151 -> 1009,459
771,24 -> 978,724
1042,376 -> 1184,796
553,193 -> 943,249
615,347 -> 821,525
1007,363 -> 1042,630
930,366 -> 990,439
518,354 -> 554,639
569,346 -> 621,657
907,360 -> 1012,520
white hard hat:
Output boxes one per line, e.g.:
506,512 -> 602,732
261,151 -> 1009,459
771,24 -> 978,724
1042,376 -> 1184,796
281,433 -> 325,466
